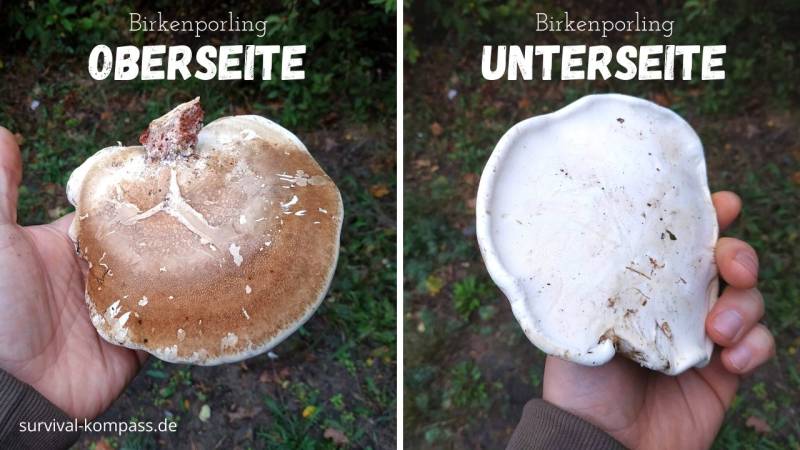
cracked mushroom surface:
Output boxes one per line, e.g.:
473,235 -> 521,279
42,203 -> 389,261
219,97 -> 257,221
476,94 -> 718,375
67,98 -> 343,365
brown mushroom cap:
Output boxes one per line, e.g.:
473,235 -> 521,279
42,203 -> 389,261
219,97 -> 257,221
67,113 -> 343,364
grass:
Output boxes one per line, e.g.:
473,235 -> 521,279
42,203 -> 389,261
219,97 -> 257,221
0,1 -> 396,448
404,1 -> 799,448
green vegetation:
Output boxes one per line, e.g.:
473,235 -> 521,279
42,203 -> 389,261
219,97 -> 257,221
405,1 -> 799,448
452,276 -> 493,319
0,1 -> 395,448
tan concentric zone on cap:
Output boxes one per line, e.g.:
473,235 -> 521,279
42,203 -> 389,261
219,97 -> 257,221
73,129 -> 342,365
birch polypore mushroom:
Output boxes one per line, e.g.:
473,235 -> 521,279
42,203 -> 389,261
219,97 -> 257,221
476,94 -> 718,375
67,98 -> 343,365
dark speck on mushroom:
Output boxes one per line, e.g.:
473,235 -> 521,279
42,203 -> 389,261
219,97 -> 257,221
617,118 -> 625,123
665,229 -> 677,240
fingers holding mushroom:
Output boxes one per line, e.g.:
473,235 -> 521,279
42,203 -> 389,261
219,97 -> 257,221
711,191 -> 741,231
706,286 -> 774,375
706,287 -> 765,347
0,126 -> 22,224
712,191 -> 758,290
715,237 -> 759,289
713,189 -> 757,289
719,323 -> 775,374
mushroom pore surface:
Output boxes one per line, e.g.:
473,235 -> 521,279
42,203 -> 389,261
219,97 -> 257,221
476,94 -> 718,375
67,100 -> 343,364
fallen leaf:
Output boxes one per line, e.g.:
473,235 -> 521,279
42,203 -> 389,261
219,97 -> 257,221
94,439 -> 113,450
369,184 -> 390,198
466,198 -> 477,210
198,404 -> 211,422
302,405 -> 317,418
462,173 -> 478,186
239,361 -> 249,371
100,111 -> 113,121
652,92 -> 671,107
43,183 -> 60,195
322,111 -> 339,125
369,158 -> 390,174
414,159 -> 431,168
324,428 -> 350,446
745,416 -> 771,434
226,406 -> 263,422
323,137 -> 338,152
371,345 -> 390,356
430,122 -> 443,137
425,275 -> 445,296
745,123 -> 759,139
259,371 -> 272,383
792,171 -> 800,186
13,133 -> 24,146
517,97 -> 531,110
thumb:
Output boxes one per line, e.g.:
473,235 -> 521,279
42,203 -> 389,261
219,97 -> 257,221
50,212 -> 75,235
0,126 -> 22,224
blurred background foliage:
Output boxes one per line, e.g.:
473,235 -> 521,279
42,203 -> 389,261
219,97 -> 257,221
1,0 -> 396,448
404,0 -> 799,448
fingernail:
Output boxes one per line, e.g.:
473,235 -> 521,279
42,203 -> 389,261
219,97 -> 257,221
713,310 -> 743,341
734,251 -> 758,278
728,345 -> 752,371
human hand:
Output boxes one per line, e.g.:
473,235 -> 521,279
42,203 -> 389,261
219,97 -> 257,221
542,191 -> 775,450
0,126 -> 147,420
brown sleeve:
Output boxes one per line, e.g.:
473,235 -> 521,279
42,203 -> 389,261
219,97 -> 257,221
0,369 -> 80,450
507,399 -> 627,450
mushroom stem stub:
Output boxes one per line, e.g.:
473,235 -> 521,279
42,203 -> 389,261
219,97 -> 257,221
139,97 -> 204,161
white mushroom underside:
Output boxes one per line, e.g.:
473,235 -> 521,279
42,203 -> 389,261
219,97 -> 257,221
477,94 -> 718,375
